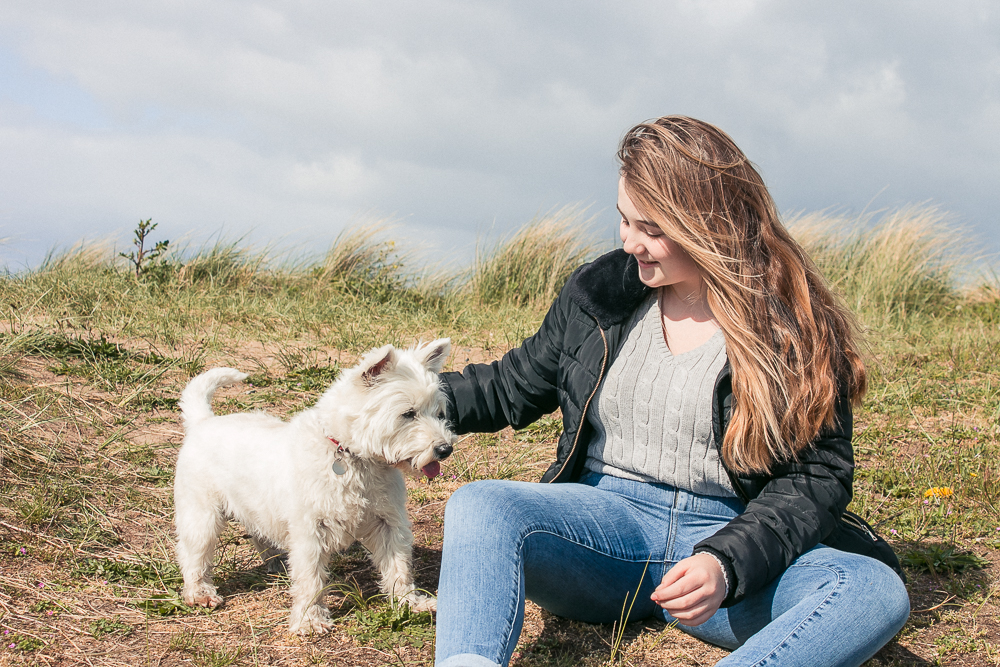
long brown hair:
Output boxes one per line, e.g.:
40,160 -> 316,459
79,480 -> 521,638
618,116 -> 866,473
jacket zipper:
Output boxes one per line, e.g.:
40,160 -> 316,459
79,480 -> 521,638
548,324 -> 609,482
840,510 -> 878,541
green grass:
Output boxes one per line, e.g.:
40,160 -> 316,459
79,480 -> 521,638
0,218 -> 571,356
790,205 -> 966,322
346,598 -> 434,650
471,207 -> 601,308
166,630 -> 244,666
88,617 -> 133,640
0,206 -> 998,666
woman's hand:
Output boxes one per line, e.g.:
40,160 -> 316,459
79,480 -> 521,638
650,553 -> 726,626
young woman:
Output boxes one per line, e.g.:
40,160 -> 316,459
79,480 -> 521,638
433,116 -> 909,667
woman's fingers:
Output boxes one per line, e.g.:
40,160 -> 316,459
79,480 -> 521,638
650,570 -> 698,603
660,588 -> 710,612
650,554 -> 727,626
672,606 -> 716,626
662,593 -> 720,626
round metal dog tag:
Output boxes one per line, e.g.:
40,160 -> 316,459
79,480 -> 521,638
332,460 -> 347,476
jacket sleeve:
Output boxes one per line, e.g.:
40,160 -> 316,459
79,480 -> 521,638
439,288 -> 572,434
693,394 -> 855,606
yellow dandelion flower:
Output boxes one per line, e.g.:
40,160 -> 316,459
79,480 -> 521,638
923,486 -> 954,498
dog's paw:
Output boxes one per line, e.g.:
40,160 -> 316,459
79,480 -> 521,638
184,590 -> 223,609
404,593 -> 437,613
289,606 -> 333,635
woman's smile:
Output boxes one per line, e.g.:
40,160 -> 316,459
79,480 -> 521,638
617,177 -> 703,295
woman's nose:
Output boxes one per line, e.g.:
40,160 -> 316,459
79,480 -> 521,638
622,226 -> 644,255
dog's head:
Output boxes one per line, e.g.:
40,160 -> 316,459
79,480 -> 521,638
331,338 -> 456,479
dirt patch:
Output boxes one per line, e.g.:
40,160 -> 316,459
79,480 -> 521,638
1,340 -> 998,666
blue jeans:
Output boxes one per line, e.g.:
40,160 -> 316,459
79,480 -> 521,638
435,474 -> 909,667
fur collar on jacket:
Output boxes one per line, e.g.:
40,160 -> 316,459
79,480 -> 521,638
565,250 -> 651,329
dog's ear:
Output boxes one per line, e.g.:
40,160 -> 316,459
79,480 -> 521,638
419,338 -> 451,373
360,346 -> 396,387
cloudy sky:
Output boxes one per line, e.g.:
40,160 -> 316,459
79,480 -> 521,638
1,1 -> 997,272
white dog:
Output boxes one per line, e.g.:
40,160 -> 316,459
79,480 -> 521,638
174,339 -> 455,634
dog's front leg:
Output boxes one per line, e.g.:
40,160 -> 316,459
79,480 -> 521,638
357,512 -> 435,612
285,529 -> 335,635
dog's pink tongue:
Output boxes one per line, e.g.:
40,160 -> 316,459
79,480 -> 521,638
421,461 -> 441,479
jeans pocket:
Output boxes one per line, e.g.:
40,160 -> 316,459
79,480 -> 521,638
668,511 -> 736,560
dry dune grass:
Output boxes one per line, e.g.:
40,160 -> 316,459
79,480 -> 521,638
790,206 -> 965,320
1,207 -> 999,666
471,207 -> 600,308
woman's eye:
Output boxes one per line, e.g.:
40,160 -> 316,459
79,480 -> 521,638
402,409 -> 416,419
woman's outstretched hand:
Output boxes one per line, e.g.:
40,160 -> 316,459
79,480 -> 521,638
650,553 -> 726,626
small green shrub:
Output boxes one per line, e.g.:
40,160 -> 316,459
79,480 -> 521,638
348,601 -> 434,649
901,544 -> 990,574
119,219 -> 171,280
89,617 -> 133,639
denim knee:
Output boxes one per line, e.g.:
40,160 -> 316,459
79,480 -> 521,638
443,480 -> 531,547
822,552 -> 911,649
443,481 -> 480,525
862,558 -> 910,634
446,481 -> 512,526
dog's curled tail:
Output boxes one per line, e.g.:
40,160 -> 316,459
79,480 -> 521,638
179,368 -> 248,429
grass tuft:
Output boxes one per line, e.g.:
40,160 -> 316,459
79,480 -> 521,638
178,239 -> 265,289
790,205 -> 966,323
471,207 -> 600,307
901,544 -> 991,575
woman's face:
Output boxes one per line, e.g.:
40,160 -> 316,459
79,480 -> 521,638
618,178 -> 703,292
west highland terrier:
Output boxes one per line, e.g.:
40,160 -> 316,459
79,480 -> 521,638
174,339 -> 455,634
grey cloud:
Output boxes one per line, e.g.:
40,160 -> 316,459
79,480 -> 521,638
0,0 -> 997,269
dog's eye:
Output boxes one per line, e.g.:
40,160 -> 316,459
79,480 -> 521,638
402,409 -> 416,420
438,410 -> 445,419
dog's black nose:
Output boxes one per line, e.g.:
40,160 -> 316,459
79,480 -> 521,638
434,443 -> 453,460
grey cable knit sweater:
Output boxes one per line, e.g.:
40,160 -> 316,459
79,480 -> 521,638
584,292 -> 734,497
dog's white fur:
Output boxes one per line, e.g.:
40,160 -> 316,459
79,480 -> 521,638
174,339 -> 455,634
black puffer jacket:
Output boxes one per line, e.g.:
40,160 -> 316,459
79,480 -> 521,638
441,249 -> 903,606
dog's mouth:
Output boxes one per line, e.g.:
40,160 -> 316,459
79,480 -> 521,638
395,459 -> 442,479
395,444 -> 451,480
